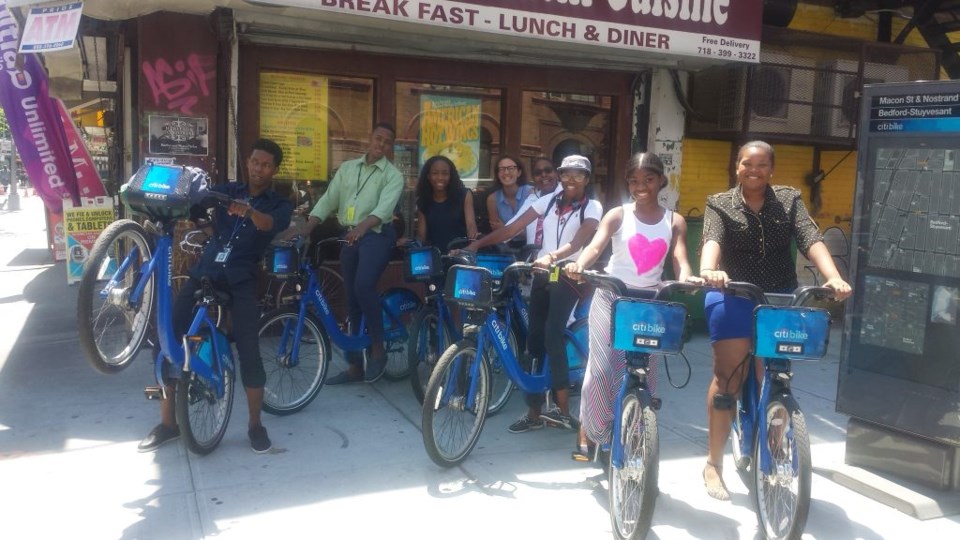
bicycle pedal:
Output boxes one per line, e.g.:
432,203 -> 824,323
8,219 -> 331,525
144,385 -> 167,400
651,397 -> 662,411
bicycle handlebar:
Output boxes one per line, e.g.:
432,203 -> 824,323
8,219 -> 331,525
722,281 -> 837,306
580,270 -> 702,299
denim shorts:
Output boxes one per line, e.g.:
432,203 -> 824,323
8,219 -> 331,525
704,290 -> 757,342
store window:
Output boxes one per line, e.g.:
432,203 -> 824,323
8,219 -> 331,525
259,71 -> 374,183
521,91 -> 613,202
395,82 -> 503,238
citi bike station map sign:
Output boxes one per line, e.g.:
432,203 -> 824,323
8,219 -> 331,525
838,81 -> 960,470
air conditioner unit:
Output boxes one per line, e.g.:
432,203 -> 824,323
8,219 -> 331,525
743,52 -> 816,135
700,52 -> 815,135
814,59 -> 910,138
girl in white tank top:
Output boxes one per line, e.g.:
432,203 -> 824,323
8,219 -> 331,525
605,203 -> 674,288
562,152 -> 702,460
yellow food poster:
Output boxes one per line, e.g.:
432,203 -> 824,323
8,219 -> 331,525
419,95 -> 481,179
259,72 -> 329,181
64,197 -> 115,285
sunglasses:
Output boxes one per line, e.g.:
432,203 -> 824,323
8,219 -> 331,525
534,167 -> 555,175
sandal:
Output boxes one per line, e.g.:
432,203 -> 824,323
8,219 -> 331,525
703,461 -> 730,501
571,441 -> 596,462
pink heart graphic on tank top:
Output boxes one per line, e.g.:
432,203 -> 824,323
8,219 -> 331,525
628,234 -> 668,275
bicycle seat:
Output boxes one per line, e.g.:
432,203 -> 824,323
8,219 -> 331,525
194,277 -> 232,306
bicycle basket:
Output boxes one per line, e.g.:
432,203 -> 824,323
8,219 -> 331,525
444,264 -> 494,309
403,246 -> 442,282
476,253 -> 515,284
264,244 -> 300,279
752,305 -> 830,361
121,164 -> 209,221
610,298 -> 687,354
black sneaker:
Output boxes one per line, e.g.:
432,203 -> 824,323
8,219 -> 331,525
138,424 -> 180,452
249,425 -> 272,454
541,409 -> 579,430
507,415 -> 544,433
364,355 -> 386,383
327,369 -> 363,385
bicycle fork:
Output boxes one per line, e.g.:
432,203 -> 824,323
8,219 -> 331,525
750,360 -> 797,478
610,352 -> 653,470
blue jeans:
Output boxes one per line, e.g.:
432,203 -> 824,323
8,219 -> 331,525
339,224 -> 396,365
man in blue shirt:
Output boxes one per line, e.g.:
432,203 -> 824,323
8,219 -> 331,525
138,139 -> 293,454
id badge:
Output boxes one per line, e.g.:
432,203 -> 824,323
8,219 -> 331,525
214,246 -> 232,263
346,206 -> 356,222
549,265 -> 560,283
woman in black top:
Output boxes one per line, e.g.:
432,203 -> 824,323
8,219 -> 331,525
415,155 -> 477,251
698,140 -> 852,500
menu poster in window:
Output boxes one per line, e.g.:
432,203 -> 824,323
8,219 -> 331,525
259,72 -> 329,181
148,115 -> 208,156
419,95 -> 481,179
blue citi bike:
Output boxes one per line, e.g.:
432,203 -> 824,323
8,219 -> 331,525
404,244 -> 526,414
420,261 -> 590,467
77,164 -> 240,455
256,237 -> 421,414
582,271 -> 699,540
723,282 -> 835,540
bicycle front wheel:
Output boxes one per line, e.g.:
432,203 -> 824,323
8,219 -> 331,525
752,394 -> 811,540
77,219 -> 154,374
421,339 -> 490,467
609,388 -> 659,540
176,334 -> 235,455
259,309 -> 330,416
408,307 -> 452,404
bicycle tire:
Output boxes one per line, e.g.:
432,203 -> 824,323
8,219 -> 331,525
77,219 -> 154,374
752,393 -> 811,540
378,287 -> 421,381
609,388 -> 659,540
408,307 -> 452,404
484,318 -> 519,416
175,327 -> 235,455
421,339 -> 490,467
259,308 -> 330,416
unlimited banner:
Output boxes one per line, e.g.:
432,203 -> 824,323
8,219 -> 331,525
419,95 -> 481,179
259,71 -> 330,181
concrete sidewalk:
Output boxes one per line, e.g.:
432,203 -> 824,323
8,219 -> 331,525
1,196 -> 958,539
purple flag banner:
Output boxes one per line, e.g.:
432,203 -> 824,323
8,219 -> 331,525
0,3 -> 80,213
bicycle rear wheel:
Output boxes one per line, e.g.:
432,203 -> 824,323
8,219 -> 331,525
408,307 -> 452,404
421,339 -> 490,467
609,388 -> 659,540
176,328 -> 235,455
752,393 -> 811,540
259,309 -> 330,416
77,219 -> 154,374
379,287 -> 421,381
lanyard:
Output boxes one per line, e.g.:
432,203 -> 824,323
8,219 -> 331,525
554,196 -> 585,251
355,164 -> 377,200
221,197 -> 258,248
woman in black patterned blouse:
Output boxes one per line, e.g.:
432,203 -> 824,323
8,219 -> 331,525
698,140 -> 852,500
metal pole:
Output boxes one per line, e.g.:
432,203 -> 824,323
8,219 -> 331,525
7,132 -> 19,211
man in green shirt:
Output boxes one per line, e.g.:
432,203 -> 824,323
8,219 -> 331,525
291,122 -> 403,383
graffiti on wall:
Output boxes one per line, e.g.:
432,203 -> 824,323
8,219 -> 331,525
142,53 -> 216,115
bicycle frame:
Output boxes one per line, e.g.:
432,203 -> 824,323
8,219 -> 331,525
608,353 -> 652,469
278,257 -> 413,365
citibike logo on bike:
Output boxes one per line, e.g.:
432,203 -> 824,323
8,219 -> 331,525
409,250 -> 435,277
313,287 -> 331,315
612,298 -> 687,354
754,306 -> 831,360
490,317 -> 510,351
